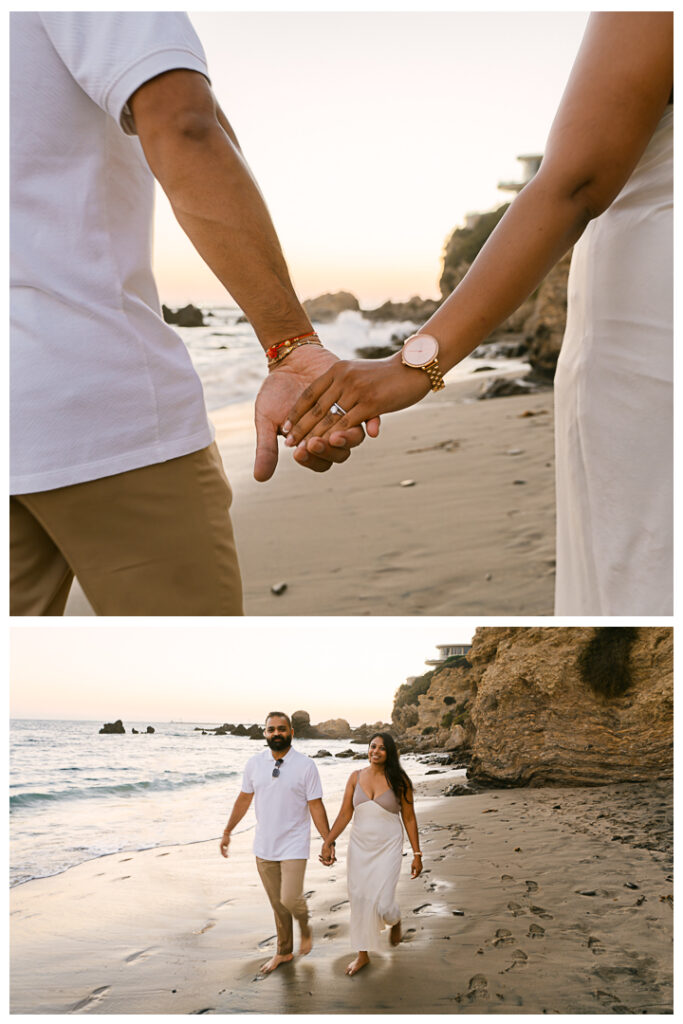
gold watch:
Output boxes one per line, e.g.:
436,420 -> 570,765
401,333 -> 445,391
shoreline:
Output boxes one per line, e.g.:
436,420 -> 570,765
10,778 -> 672,1014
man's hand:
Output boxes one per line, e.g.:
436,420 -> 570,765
254,346 -> 381,482
219,831 -> 231,858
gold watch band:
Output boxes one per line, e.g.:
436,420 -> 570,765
423,358 -> 445,392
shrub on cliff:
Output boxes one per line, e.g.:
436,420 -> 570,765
577,627 -> 638,699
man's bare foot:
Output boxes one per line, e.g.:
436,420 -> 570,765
299,930 -> 313,956
260,953 -> 293,974
345,952 -> 370,976
390,920 -> 402,946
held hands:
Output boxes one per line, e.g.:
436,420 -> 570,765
282,354 -> 431,452
253,346 -> 381,481
319,840 -> 336,866
410,854 -> 423,879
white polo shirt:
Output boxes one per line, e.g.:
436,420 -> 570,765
241,747 -> 323,861
10,13 -> 214,493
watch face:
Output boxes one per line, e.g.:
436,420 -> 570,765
403,334 -> 438,367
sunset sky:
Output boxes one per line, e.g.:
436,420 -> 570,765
10,622 -> 476,725
153,11 -> 590,307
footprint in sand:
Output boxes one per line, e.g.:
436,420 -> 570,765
113,876 -> 131,881
529,905 -> 553,920
401,928 -> 418,943
527,923 -> 545,939
125,948 -> 155,964
119,857 -> 133,863
587,936 -> 606,956
257,935 -> 277,948
467,974 -> 489,1001
330,900 -> 349,912
214,899 -> 234,910
501,874 -> 514,882
501,949 -> 528,973
70,986 -> 110,1012
194,920 -> 216,935
525,880 -> 539,893
192,1007 -> 214,1014
303,890 -> 314,899
492,929 -> 514,947
507,902 -> 525,917
323,924 -> 339,939
413,903 -> 432,914
156,852 -> 171,857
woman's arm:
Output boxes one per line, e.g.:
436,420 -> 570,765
284,12 -> 673,445
400,786 -> 423,879
320,773 -> 357,861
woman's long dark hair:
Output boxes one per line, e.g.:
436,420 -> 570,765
369,732 -> 413,804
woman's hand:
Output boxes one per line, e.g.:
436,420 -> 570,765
410,854 -> 423,879
282,354 -> 432,451
319,841 -> 336,866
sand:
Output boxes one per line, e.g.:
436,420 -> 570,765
10,776 -> 672,1014
65,376 -> 556,615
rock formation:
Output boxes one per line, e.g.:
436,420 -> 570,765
99,719 -> 125,734
291,710 -> 319,738
361,296 -> 440,324
392,627 -> 672,787
439,205 -> 571,380
313,718 -> 352,739
303,291 -> 359,322
161,303 -> 205,327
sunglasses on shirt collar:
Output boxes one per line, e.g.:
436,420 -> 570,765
272,759 -> 284,778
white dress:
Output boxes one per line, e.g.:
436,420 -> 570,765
347,780 -> 403,952
554,105 -> 673,615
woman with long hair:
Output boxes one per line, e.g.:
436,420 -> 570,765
321,733 -> 422,975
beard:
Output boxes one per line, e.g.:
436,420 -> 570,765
267,734 -> 292,752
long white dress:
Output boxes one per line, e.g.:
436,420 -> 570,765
347,780 -> 403,952
554,105 -> 673,615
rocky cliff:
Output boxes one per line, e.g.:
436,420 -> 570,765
439,206 -> 571,379
392,628 -> 672,786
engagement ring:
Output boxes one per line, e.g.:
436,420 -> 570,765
329,402 -> 347,416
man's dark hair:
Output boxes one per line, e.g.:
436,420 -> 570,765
265,711 -> 292,729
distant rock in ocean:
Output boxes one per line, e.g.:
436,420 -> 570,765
303,291 -> 359,322
99,719 -> 125,734
162,303 -> 205,328
361,296 -> 440,323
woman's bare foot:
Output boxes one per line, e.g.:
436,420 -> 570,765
390,920 -> 402,946
345,952 -> 370,976
260,953 -> 293,974
299,930 -> 313,956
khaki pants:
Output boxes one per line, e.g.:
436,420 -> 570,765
10,442 -> 243,616
256,857 -> 309,956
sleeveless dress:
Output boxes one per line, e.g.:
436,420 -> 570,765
347,779 -> 403,951
554,105 -> 673,615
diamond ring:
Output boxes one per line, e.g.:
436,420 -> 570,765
329,402 -> 347,417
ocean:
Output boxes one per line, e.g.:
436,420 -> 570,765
176,306 -> 530,411
10,719 -> 461,888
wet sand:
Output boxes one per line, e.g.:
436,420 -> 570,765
10,778 -> 672,1014
65,375 -> 556,616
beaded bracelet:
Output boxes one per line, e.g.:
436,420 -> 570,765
266,331 -> 322,368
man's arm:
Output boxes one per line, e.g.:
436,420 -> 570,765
219,790 -> 253,857
307,797 -> 331,840
128,70 -> 378,479
130,69 -> 309,345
